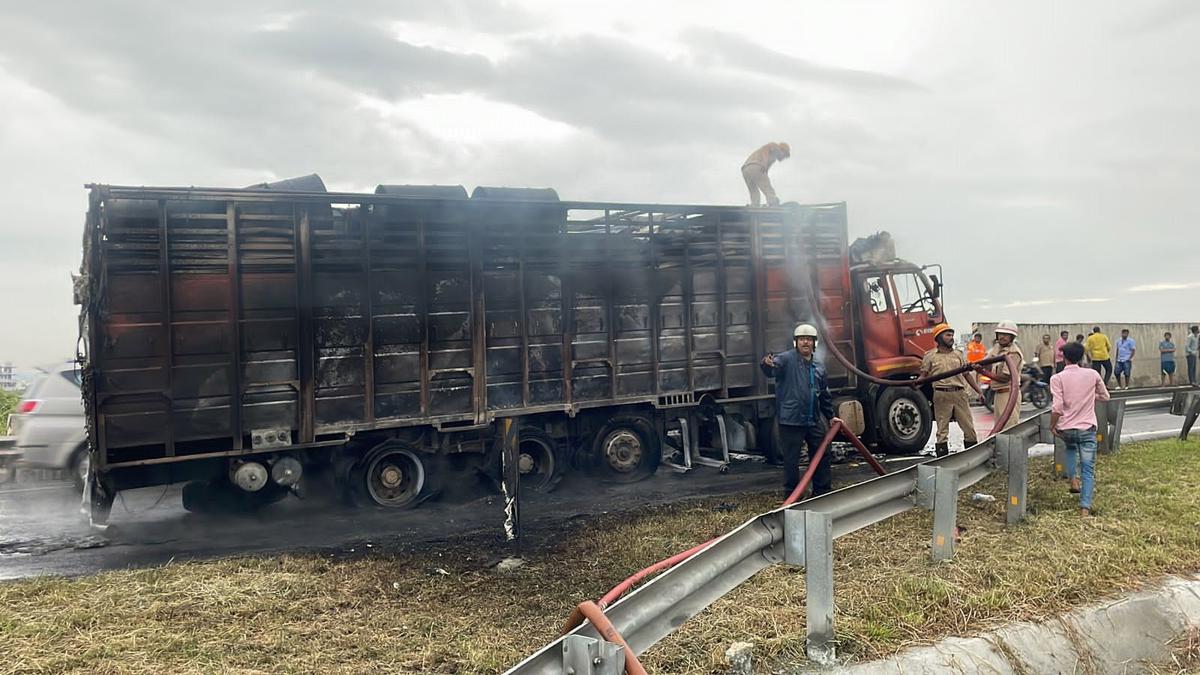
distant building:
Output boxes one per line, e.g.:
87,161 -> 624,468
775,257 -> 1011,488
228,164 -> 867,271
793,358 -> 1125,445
0,362 -> 16,392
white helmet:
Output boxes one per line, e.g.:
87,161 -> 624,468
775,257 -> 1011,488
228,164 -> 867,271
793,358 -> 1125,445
995,320 -> 1019,336
794,323 -> 819,339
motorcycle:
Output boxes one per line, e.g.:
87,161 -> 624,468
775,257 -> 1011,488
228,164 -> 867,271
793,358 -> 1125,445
980,363 -> 1050,411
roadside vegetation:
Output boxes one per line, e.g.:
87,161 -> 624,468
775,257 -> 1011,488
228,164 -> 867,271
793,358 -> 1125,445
0,388 -> 19,435
2,438 -> 1199,674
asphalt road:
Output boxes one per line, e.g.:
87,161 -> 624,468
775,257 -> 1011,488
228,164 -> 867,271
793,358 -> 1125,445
0,404 -> 1183,581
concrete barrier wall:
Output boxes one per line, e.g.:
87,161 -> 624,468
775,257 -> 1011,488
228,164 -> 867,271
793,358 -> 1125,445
972,322 -> 1194,387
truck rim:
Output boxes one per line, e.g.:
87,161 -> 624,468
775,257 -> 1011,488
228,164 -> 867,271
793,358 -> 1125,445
887,398 -> 923,442
518,436 -> 556,490
365,448 -> 425,507
601,430 -> 644,473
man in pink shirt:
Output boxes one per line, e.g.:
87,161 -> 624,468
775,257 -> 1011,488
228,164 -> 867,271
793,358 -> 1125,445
1054,330 -> 1069,373
1049,341 -> 1111,516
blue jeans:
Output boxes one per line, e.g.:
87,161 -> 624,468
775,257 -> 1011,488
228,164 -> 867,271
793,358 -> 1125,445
1062,427 -> 1097,509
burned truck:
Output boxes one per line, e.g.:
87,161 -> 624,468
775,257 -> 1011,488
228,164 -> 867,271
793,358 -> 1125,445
77,177 -> 947,522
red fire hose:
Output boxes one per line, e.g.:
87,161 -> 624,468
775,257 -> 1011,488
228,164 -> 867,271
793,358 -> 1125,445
561,419 -> 891,672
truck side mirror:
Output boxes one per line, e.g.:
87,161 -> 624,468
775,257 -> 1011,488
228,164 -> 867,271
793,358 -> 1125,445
930,275 -> 941,298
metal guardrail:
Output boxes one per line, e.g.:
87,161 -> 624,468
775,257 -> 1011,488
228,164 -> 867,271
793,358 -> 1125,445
506,388 -> 1184,674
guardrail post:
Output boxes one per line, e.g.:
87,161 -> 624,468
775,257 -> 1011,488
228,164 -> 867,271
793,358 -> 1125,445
931,466 -> 959,562
1107,399 -> 1126,453
1095,400 -> 1112,453
1053,434 -> 1068,479
1038,413 -> 1054,444
561,635 -> 625,675
782,509 -> 805,565
998,434 -> 1027,525
1181,392 -> 1200,441
804,510 -> 836,665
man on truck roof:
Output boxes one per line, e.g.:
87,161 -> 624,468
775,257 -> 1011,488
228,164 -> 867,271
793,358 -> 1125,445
741,142 -> 790,207
760,323 -> 842,499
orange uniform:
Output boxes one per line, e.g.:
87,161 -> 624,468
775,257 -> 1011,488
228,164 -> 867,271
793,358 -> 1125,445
966,340 -> 987,363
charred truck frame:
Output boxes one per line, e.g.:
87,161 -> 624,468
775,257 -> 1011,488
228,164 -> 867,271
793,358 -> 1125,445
78,177 -> 946,523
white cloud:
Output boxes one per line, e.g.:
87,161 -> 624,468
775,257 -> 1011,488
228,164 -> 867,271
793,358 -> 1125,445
357,93 -> 577,143
1129,282 -> 1200,292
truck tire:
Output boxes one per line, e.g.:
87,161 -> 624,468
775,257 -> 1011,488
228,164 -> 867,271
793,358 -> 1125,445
875,387 -> 932,454
591,416 -> 661,483
70,445 -> 90,493
353,442 -> 427,508
515,426 -> 562,493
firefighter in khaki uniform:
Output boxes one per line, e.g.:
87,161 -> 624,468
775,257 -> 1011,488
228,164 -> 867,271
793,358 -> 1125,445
985,320 -> 1024,431
919,323 -> 981,456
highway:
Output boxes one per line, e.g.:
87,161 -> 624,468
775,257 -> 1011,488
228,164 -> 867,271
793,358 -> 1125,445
0,403 -> 1183,581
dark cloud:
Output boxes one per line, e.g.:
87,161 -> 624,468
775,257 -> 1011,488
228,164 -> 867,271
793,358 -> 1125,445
484,35 -> 792,142
244,12 -> 495,99
683,28 -> 926,92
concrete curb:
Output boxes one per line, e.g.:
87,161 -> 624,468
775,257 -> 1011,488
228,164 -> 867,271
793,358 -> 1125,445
819,574 -> 1200,674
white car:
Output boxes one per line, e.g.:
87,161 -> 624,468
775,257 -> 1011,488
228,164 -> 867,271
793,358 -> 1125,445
9,362 -> 88,490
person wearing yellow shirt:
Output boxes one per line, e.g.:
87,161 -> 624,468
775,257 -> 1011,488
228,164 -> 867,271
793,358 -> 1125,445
1084,326 -> 1113,387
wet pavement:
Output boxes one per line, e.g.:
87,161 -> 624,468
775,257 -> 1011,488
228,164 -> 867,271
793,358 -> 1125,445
0,404 -> 1182,581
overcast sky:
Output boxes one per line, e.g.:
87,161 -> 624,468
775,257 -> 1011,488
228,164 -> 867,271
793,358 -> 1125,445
1,1 -> 1197,367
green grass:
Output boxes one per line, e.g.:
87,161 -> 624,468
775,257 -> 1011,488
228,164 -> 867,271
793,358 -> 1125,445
2,439 -> 1199,674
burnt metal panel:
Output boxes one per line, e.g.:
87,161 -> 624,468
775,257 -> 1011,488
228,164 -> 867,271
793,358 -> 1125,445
85,183 -> 850,468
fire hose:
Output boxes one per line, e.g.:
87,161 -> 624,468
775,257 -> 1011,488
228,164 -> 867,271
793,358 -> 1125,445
561,419 -> 891,672
559,309 -> 1021,671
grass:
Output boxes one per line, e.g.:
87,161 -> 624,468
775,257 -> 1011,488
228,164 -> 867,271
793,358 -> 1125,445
2,439 -> 1200,674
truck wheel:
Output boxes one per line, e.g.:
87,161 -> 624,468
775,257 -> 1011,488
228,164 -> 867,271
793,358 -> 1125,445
70,446 -> 90,493
516,427 -> 562,493
355,443 -> 426,508
875,387 -> 932,454
591,416 -> 661,483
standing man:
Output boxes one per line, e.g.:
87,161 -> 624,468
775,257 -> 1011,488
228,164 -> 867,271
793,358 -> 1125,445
966,332 -> 987,364
1186,325 -> 1199,385
1050,341 -> 1110,517
1114,328 -> 1136,390
1084,326 -> 1113,386
920,323 -> 981,456
1035,333 -> 1056,383
741,142 -> 790,207
761,323 -> 841,499
985,320 -> 1025,431
1160,332 -> 1177,386
1054,330 -> 1070,373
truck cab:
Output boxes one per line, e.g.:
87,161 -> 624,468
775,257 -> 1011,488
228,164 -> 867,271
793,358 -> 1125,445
848,256 -> 945,454
853,261 -> 944,378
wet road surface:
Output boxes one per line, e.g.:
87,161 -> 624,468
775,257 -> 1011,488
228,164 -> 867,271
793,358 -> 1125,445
0,405 -> 1182,580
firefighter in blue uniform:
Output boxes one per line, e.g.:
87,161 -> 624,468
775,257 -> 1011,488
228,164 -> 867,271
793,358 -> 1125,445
760,323 -> 842,499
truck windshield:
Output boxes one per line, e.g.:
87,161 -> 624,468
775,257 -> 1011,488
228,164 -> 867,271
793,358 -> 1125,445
892,272 -> 940,318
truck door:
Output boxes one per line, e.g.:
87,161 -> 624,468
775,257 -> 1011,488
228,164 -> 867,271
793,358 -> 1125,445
889,271 -> 942,358
856,274 -> 901,373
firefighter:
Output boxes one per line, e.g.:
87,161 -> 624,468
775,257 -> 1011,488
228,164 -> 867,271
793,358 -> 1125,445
919,323 -> 981,456
985,320 -> 1025,431
760,323 -> 842,499
741,142 -> 790,207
